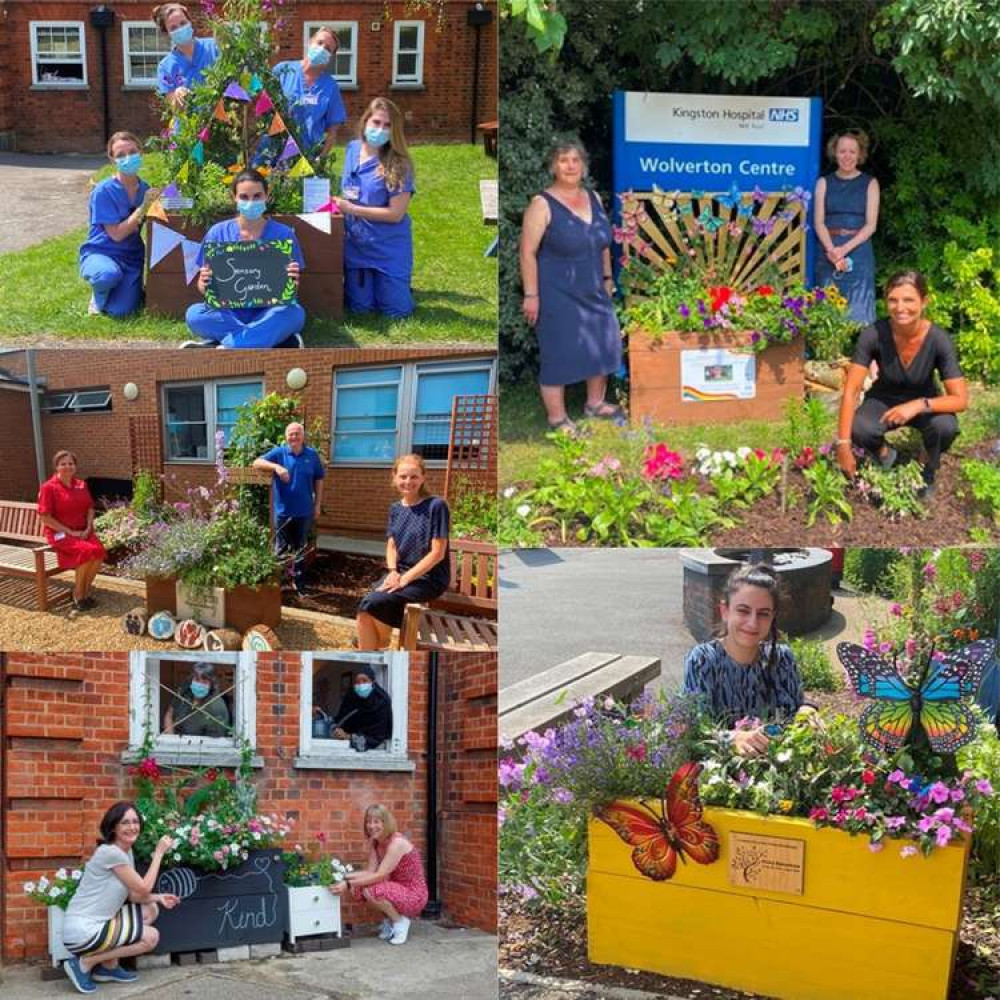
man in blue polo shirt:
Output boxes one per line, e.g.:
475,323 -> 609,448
253,422 -> 325,596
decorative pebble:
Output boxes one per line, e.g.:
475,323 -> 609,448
147,610 -> 177,641
242,625 -> 281,651
204,628 -> 242,651
175,619 -> 207,649
122,607 -> 147,636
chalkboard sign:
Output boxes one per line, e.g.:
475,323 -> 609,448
204,239 -> 297,310
148,849 -> 289,953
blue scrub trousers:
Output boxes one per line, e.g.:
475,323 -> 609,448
275,515 -> 312,590
345,268 -> 414,319
80,253 -> 143,317
185,302 -> 306,349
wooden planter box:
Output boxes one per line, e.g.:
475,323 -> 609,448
150,849 -> 288,954
224,581 -> 281,632
588,806 -> 969,1000
628,328 -> 805,426
145,213 -> 344,320
47,906 -> 72,967
286,884 -> 342,945
176,581 -> 226,628
145,575 -> 178,615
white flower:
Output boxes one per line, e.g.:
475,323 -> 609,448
72,871 -> 83,880
173,853 -> 181,861
55,868 -> 68,880
776,750 -> 792,763
253,832 -> 261,841
502,486 -> 517,499
722,450 -> 736,465
38,877 -> 50,889
346,864 -> 354,873
516,504 -> 531,518
737,446 -> 751,459
48,887 -> 61,898
695,447 -> 710,461
230,842 -> 241,854
24,882 -> 36,894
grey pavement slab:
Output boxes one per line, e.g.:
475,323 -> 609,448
0,153 -> 105,254
0,924 -> 497,1000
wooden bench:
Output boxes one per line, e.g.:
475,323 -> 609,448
499,652 -> 662,743
477,120 -> 498,158
400,538 -> 498,652
480,179 -> 498,258
0,501 -> 67,611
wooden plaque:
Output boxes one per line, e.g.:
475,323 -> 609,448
728,831 -> 805,894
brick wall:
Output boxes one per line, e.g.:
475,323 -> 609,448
0,346 -> 494,536
1,0 -> 497,153
0,2 -> 14,142
0,649 -> 498,961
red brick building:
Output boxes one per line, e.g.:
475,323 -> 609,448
0,0 -> 497,153
0,649 -> 498,962
0,346 -> 497,539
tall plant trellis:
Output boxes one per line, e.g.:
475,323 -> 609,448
444,394 -> 498,503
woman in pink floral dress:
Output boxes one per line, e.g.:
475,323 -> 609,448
334,804 -> 428,945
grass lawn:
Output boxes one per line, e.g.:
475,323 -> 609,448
500,379 -> 1000,485
0,145 -> 497,346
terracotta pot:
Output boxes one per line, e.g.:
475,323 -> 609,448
628,328 -> 805,426
225,581 -> 282,632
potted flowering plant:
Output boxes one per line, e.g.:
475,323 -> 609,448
23,868 -> 83,966
281,832 -> 351,945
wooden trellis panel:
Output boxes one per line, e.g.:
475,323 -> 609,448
620,190 -> 808,290
129,415 -> 164,477
444,394 -> 497,502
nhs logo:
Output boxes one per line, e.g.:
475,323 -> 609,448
768,107 -> 799,123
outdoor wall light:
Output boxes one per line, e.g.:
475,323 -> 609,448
123,382 -> 139,401
286,368 -> 308,390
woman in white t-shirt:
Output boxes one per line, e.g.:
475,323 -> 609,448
62,801 -> 179,995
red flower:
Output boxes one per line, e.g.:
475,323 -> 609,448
824,743 -> 837,756
204,769 -> 219,782
861,769 -> 876,786
626,745 -> 647,762
708,285 -> 734,312
316,831 -> 328,844
754,285 -> 775,296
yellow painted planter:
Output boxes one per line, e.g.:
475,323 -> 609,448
588,806 -> 970,1000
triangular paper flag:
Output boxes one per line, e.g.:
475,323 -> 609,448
190,140 -> 204,165
297,212 -> 332,234
268,113 -> 287,136
279,137 -> 300,161
224,81 -> 251,101
249,74 -> 263,95
198,126 -> 210,141
181,239 -> 201,284
287,156 -> 315,179
176,161 -> 190,183
240,70 -> 252,89
213,99 -> 228,122
254,91 -> 274,116
161,182 -> 180,199
145,199 -> 168,222
148,221 -> 185,268
314,199 -> 341,214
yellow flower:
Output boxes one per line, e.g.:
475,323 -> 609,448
778,799 -> 793,813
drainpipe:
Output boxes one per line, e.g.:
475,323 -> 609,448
466,4 -> 493,144
24,351 -> 45,487
89,6 -> 116,146
422,651 -> 441,917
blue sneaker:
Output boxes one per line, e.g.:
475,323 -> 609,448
92,963 -> 139,983
64,957 -> 97,994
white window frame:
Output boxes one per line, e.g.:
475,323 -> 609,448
392,20 -> 424,86
162,377 -> 264,464
125,652 -> 259,768
296,652 -> 413,771
121,20 -> 170,88
330,357 -> 496,468
303,20 -> 358,87
30,21 -> 88,88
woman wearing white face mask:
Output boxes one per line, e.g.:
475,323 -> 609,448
183,168 -> 307,349
272,26 -> 347,159
333,98 -> 416,318
153,3 -> 219,108
79,131 -> 161,317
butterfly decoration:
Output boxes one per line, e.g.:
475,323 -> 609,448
751,185 -> 768,204
699,214 -> 724,234
676,200 -> 694,217
778,207 -> 798,224
595,762 -> 720,880
737,199 -> 754,218
785,185 -> 812,205
717,183 -> 742,210
752,216 -> 776,236
837,640 -> 995,754
651,184 -> 679,213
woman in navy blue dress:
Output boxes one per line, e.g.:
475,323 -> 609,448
813,130 -> 880,325
683,563 -> 817,757
357,454 -> 450,650
519,140 -> 623,434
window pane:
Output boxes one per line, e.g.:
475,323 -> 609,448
336,27 -> 354,51
336,415 -> 397,433
167,386 -> 206,422
167,422 -> 209,459
337,384 -> 399,419
399,26 -> 419,49
166,387 -> 208,458
37,62 -> 84,82
338,367 -> 401,388
215,382 -> 262,444
334,52 -> 352,77
415,369 -> 490,418
37,27 -> 81,57
397,53 -> 417,77
154,657 -> 236,738
333,432 -> 397,462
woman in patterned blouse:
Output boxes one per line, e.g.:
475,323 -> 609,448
683,563 -> 818,756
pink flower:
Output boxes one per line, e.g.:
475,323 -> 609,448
917,816 -> 936,834
809,807 -> 828,821
922,561 -> 937,581
861,627 -> 877,652
927,782 -> 951,804
641,444 -> 685,482
853,807 -> 867,821
887,769 -> 906,785
868,840 -> 884,853
949,787 -> 965,803
900,845 -> 919,858
885,816 -> 907,831
861,770 -> 876,786
889,603 -> 903,617
975,779 -> 993,796
932,807 -> 955,823
904,638 -> 917,659
213,850 -> 224,862
935,826 -> 953,847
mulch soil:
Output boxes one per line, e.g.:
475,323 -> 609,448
282,550 -> 383,618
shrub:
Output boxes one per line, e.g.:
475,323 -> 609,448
788,638 -> 841,693
844,549 -> 903,597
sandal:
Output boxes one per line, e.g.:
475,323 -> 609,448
546,417 -> 579,436
583,402 -> 626,423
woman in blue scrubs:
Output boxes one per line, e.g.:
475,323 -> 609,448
273,25 -> 347,159
183,169 -> 306,349
333,98 -> 416,319
153,3 -> 219,107
79,131 -> 160,318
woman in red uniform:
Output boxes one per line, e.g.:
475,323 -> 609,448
37,450 -> 107,611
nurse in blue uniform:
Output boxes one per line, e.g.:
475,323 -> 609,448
79,131 -> 161,318
154,3 -> 219,107
333,98 -> 416,318
183,169 -> 306,349
273,25 -> 347,158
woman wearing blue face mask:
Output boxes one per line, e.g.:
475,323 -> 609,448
154,3 -> 219,108
79,131 -> 161,318
183,168 -> 307,349
272,26 -> 347,159
163,662 -> 231,737
330,669 -> 393,751
333,98 -> 416,319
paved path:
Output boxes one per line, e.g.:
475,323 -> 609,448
0,153 -> 104,254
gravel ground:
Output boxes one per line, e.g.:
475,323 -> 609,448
0,574 -> 355,650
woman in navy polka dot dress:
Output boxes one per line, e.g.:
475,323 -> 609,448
357,454 -> 450,649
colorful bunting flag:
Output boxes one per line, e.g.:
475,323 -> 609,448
223,81 -> 251,102
198,126 -> 210,141
213,99 -> 228,122
240,70 -> 252,89
287,156 -> 315,179
279,137 -> 300,162
297,212 -> 332,234
181,239 -> 202,285
161,182 -> 180,199
249,74 -> 263,95
191,140 -> 205,165
177,161 -> 190,183
268,113 -> 287,136
254,91 -> 274,116
145,199 -> 168,222
148,222 -> 185,269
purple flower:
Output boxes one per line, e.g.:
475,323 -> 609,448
975,779 -> 993,796
678,303 -> 690,318
917,816 -> 935,833
749,331 -> 762,344
927,782 -> 951,804
922,561 -> 938,581
935,826 -> 953,847
885,816 -> 907,830
932,807 -> 955,823
551,787 -> 573,805
814,288 -> 826,301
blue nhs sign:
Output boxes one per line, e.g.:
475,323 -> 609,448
613,92 -> 823,193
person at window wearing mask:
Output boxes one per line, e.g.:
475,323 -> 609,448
272,26 -> 347,160
79,132 -> 161,318
162,662 -> 230,737
153,3 -> 219,108
182,169 -> 306,349
330,669 -> 393,751
332,98 -> 416,318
